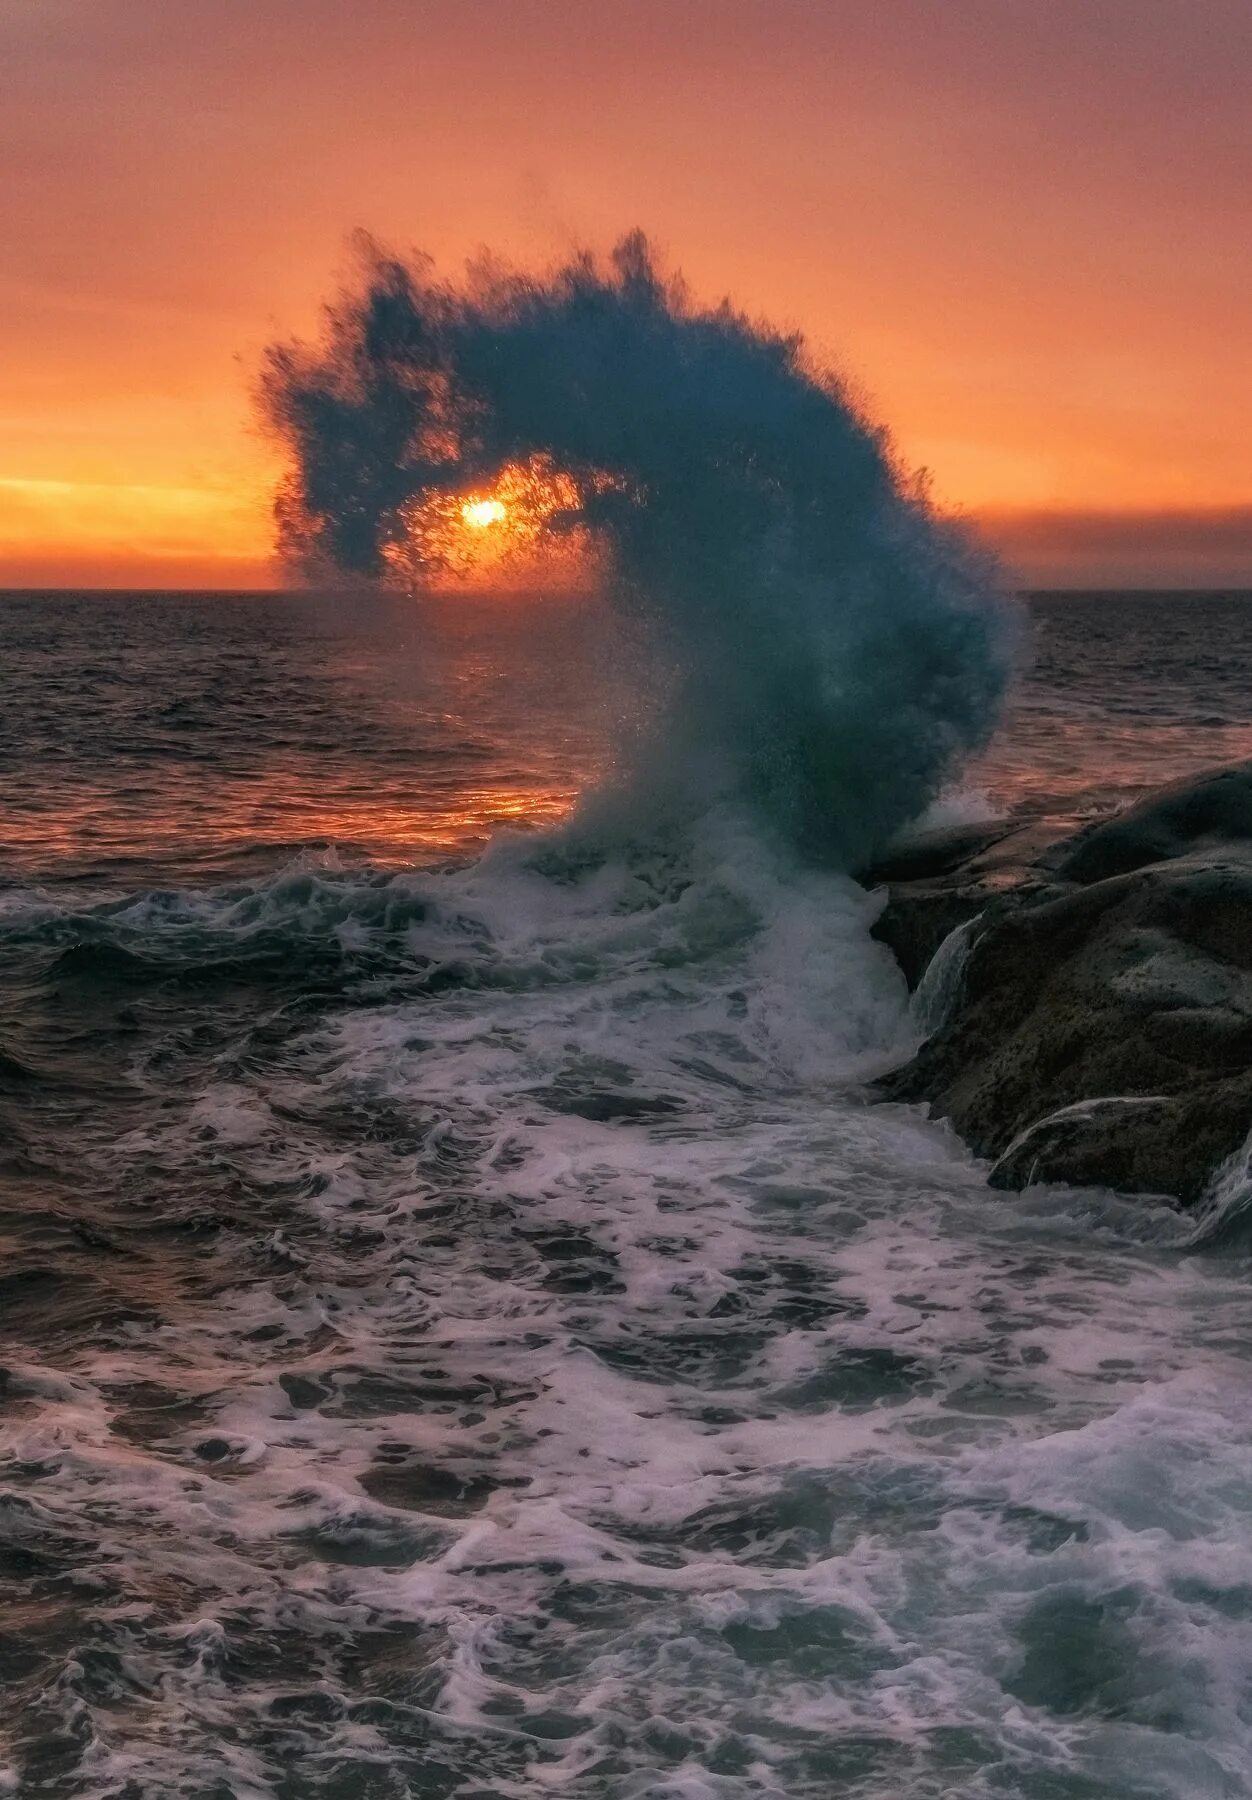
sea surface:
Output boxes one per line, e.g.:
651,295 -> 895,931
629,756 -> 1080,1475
2,588 -> 1252,1799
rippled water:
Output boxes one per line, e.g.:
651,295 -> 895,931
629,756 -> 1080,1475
3,590 -> 1252,1799
0,591 -> 628,890
972,592 -> 1252,829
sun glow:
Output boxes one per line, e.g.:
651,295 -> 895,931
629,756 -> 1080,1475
383,455 -> 621,591
461,497 -> 506,529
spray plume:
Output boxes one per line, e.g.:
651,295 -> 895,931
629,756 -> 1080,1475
259,231 -> 1014,867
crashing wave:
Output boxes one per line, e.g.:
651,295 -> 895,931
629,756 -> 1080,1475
259,232 -> 1015,869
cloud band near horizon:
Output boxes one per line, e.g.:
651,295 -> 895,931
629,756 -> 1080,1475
0,483 -> 1249,593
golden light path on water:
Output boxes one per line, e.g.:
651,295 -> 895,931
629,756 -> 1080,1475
12,589 -> 1252,892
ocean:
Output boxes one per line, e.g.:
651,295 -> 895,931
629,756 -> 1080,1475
3,588 -> 1252,1798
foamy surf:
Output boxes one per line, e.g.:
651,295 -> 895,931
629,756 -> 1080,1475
4,815 -> 1252,1798
2,243 -> 1249,1796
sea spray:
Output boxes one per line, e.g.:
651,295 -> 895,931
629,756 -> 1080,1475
260,233 -> 1016,869
7,595 -> 1252,1797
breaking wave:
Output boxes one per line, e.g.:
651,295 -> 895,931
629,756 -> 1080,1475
259,232 -> 1014,869
10,248 -> 1246,1800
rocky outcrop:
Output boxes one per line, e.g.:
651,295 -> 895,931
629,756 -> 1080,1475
866,819 -> 1061,987
869,763 -> 1252,1206
1041,761 -> 1252,885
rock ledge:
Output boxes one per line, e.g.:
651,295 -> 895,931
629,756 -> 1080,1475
867,762 -> 1252,1205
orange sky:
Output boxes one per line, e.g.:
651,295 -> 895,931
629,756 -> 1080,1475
2,0 -> 1249,589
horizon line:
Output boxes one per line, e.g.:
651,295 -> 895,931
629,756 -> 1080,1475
3,583 -> 1252,599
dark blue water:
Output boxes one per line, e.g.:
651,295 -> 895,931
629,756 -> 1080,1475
3,590 -> 1251,893
2,589 -> 1252,1799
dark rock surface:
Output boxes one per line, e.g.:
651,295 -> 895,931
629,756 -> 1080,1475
869,761 -> 1252,1205
1042,762 -> 1252,885
864,820 -> 1062,989
862,821 -> 1018,886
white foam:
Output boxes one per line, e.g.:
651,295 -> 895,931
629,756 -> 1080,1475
5,827 -> 1251,1795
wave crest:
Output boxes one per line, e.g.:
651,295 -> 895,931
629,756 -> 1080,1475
259,231 -> 1016,867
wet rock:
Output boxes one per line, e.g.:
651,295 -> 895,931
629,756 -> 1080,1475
875,759 -> 1252,1205
863,820 -> 1062,989
1042,761 -> 1252,885
861,821 -> 1018,886
987,1095 -> 1191,1194
871,881 -> 997,992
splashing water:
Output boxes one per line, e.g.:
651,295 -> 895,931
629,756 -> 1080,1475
3,275 -> 1250,1794
260,232 -> 1014,869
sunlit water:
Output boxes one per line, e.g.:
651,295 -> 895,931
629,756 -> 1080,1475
3,590 -> 1252,1799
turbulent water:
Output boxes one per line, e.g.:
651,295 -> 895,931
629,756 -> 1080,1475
4,588 -> 1252,1799
259,233 -> 1012,870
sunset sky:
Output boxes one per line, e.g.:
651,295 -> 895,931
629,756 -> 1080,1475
3,0 -> 1248,590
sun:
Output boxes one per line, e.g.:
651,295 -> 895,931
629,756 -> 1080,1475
461,497 -> 506,529
385,455 -> 620,589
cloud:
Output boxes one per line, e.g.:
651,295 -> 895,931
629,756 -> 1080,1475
976,506 -> 1252,588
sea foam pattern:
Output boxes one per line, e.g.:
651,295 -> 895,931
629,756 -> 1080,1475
3,808 -> 1252,1797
